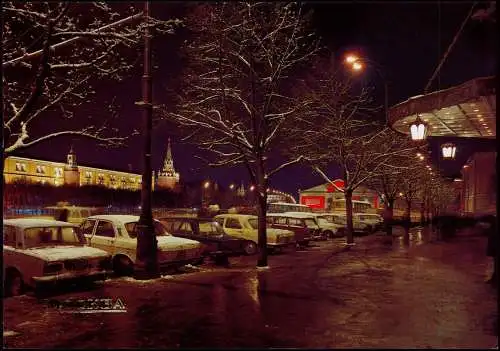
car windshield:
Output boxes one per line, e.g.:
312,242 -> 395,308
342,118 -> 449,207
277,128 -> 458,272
24,226 -> 84,248
317,218 -> 331,226
199,221 -> 225,236
304,219 -> 317,227
248,218 -> 258,229
125,221 -> 170,239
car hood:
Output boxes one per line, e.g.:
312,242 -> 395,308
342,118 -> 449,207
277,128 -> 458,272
24,246 -> 110,262
157,236 -> 202,251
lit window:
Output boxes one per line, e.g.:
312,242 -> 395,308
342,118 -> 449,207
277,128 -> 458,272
55,168 -> 63,177
36,165 -> 46,174
85,171 -> 92,178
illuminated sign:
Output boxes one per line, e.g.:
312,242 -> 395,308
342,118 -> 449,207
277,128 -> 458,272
301,196 -> 325,209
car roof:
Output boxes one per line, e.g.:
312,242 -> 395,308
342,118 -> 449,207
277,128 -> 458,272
282,212 -> 316,217
214,214 -> 256,219
3,218 -> 78,228
267,213 -> 305,218
159,217 -> 216,222
87,214 -> 139,224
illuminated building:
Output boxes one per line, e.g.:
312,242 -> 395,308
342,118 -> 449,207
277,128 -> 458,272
388,76 -> 496,216
156,138 -> 180,190
4,147 -> 146,190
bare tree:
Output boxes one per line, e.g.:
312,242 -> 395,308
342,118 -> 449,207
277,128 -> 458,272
365,135 -> 428,233
288,56 -> 424,244
165,2 -> 318,267
2,2 -> 180,157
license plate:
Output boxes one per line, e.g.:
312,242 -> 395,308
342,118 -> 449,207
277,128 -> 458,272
176,250 -> 186,260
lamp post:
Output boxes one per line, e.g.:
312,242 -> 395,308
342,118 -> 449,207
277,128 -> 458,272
135,1 -> 159,279
344,54 -> 389,124
202,181 -> 210,209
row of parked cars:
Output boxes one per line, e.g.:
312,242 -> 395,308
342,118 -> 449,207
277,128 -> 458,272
3,210 -> 383,297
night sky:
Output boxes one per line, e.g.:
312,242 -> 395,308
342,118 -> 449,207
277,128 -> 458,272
16,1 -> 496,197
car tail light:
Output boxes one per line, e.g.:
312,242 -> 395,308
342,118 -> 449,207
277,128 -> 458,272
44,263 -> 63,275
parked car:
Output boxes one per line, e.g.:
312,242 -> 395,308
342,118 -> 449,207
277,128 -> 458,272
3,218 -> 112,297
214,214 -> 295,252
80,215 -> 204,275
283,212 -> 340,240
320,213 -> 372,235
267,213 -> 317,247
45,206 -> 102,225
355,213 -> 383,232
158,217 -> 256,262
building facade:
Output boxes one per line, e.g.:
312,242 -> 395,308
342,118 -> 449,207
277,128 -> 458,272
156,138 -> 180,191
4,147 -> 144,191
461,151 -> 496,216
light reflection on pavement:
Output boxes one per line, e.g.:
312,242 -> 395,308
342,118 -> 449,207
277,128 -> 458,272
3,226 -> 497,349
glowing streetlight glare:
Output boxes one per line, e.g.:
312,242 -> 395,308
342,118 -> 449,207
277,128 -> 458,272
345,54 -> 358,64
352,62 -> 363,71
203,181 -> 210,189
416,153 -> 422,157
229,184 -> 235,190
419,155 -> 425,160
250,185 -> 255,191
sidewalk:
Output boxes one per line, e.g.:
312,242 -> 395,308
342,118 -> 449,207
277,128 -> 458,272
312,226 -> 498,348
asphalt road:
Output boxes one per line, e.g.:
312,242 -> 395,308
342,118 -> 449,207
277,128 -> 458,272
3,227 -> 498,349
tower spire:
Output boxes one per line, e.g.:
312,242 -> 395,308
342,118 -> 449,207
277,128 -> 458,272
166,137 -> 172,161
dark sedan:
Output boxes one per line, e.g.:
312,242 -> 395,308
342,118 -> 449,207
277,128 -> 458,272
158,217 -> 257,264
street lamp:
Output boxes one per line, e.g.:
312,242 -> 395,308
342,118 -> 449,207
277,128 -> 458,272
344,53 -> 389,123
441,142 -> 457,160
204,181 -> 210,189
410,115 -> 428,141
229,183 -> 235,190
250,185 -> 255,191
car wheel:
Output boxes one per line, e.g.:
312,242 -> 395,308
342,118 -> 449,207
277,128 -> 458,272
243,241 -> 258,255
6,270 -> 24,297
113,256 -> 134,276
323,230 -> 333,239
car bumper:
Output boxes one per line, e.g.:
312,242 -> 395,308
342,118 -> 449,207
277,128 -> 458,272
267,241 -> 296,248
32,270 -> 109,285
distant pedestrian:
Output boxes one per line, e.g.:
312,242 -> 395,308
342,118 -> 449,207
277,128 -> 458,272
484,215 -> 497,286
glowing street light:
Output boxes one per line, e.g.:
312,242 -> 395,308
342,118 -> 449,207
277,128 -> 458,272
204,181 -> 210,189
345,54 -> 359,64
441,142 -> 457,160
229,183 -> 235,190
250,185 -> 255,191
352,61 -> 363,71
410,115 -> 428,141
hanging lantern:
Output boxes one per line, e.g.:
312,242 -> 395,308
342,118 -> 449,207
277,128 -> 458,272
441,142 -> 457,160
409,115 -> 428,141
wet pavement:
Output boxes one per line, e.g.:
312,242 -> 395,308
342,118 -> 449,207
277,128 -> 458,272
4,226 -> 498,349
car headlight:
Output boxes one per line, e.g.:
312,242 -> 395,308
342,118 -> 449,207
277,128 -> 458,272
44,263 -> 63,275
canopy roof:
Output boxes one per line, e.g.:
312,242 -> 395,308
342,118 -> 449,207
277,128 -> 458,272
388,76 -> 496,139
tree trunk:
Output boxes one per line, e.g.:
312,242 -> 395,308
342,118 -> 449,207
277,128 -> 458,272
345,189 -> 354,244
256,162 -> 268,267
420,197 -> 425,225
384,198 -> 394,236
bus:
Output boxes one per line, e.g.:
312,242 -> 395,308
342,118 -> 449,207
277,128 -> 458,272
268,202 -> 313,214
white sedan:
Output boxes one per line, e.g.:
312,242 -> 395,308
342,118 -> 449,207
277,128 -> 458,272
80,215 -> 204,275
3,218 -> 112,297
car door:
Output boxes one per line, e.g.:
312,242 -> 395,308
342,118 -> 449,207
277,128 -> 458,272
197,221 -> 225,254
90,220 -> 116,254
80,219 -> 98,245
223,217 -> 246,239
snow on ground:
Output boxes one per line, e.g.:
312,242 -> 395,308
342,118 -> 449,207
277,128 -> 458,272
4,330 -> 21,337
